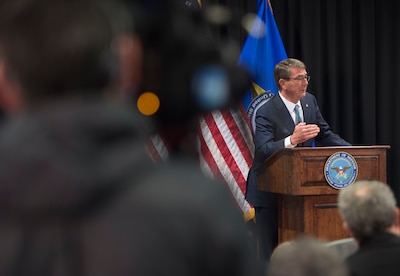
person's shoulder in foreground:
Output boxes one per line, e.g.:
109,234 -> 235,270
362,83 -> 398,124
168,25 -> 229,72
338,180 -> 400,276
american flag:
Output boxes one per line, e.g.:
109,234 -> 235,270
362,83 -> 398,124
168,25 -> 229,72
197,106 -> 255,221
145,105 -> 255,221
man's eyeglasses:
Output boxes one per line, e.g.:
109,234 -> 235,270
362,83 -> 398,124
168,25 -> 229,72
285,75 -> 311,82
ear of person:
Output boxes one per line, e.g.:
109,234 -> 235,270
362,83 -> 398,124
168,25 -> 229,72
392,207 -> 400,236
0,61 -> 24,114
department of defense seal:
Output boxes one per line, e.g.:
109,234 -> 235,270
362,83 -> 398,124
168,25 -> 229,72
247,91 -> 273,134
324,151 -> 358,189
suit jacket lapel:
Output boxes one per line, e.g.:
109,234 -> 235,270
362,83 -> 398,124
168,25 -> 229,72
300,97 -> 311,124
273,95 -> 295,134
300,95 -> 315,147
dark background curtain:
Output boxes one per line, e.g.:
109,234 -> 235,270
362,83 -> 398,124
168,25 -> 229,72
211,0 -> 400,202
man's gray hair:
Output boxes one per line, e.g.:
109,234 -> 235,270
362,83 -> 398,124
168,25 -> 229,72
274,58 -> 306,89
338,180 -> 397,240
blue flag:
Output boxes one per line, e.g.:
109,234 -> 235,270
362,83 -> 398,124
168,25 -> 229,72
238,0 -> 287,110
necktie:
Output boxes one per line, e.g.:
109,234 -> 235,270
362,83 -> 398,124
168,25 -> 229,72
294,104 -> 302,124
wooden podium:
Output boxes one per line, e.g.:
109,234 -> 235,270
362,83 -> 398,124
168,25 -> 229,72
257,145 -> 390,243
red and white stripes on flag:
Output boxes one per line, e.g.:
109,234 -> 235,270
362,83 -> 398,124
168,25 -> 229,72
145,105 -> 256,221
145,133 -> 170,164
197,105 -> 255,221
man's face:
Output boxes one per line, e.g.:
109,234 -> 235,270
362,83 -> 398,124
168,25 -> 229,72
281,66 -> 309,103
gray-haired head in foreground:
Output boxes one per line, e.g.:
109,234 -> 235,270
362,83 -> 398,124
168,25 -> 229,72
338,180 -> 397,240
267,235 -> 348,276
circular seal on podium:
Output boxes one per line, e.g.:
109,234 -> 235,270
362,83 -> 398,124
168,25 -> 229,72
324,151 -> 358,189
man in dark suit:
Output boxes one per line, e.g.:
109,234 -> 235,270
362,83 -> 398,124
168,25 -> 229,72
246,58 -> 351,262
338,180 -> 400,276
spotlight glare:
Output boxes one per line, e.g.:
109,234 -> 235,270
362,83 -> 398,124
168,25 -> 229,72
137,92 -> 160,116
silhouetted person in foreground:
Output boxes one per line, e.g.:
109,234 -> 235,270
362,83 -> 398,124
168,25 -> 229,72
267,235 -> 348,276
266,236 -> 348,276
0,0 -> 260,275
